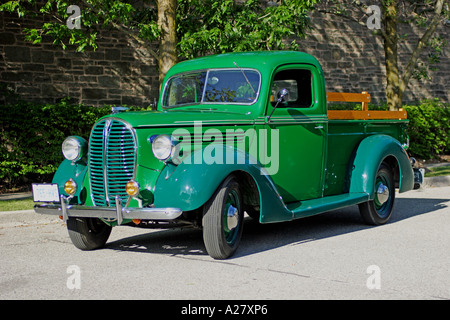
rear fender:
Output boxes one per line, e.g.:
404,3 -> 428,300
349,134 -> 414,198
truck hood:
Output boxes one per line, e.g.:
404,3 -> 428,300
105,109 -> 257,129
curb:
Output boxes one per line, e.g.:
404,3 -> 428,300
422,176 -> 450,188
0,192 -> 32,201
0,209 -> 35,215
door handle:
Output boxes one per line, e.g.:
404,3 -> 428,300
314,125 -> 324,130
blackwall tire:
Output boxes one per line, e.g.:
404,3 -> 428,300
67,217 -> 112,250
359,163 -> 396,226
202,176 -> 244,259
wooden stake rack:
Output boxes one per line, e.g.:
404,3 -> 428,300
327,91 -> 407,120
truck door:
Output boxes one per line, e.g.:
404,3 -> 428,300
263,65 -> 327,202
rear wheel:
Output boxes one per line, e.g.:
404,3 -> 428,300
67,217 -> 112,250
202,176 -> 244,259
359,163 -> 395,225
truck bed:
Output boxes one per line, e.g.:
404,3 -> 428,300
324,91 -> 409,196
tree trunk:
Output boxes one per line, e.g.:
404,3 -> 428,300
400,0 -> 445,99
382,1 -> 401,111
157,0 -> 178,87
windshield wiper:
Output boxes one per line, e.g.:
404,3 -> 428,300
233,61 -> 256,96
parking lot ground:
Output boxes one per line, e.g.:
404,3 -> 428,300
0,186 -> 449,300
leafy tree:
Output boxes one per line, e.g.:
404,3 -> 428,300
1,0 -> 318,85
316,0 -> 448,110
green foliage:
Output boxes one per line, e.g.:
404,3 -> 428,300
177,0 -> 317,59
0,99 -> 111,190
0,0 -> 317,59
403,99 -> 450,160
0,0 -> 160,52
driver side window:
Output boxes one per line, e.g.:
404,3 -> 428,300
271,69 -> 313,108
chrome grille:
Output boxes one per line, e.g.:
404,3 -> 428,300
89,119 -> 136,206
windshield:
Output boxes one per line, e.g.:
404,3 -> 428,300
162,68 -> 261,108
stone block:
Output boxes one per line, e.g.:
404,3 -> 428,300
98,75 -> 121,88
105,49 -> 121,60
84,66 -> 104,75
1,71 -> 32,82
56,58 -> 72,69
4,46 -> 30,62
0,32 -> 15,45
31,50 -> 54,64
41,84 -> 68,98
82,88 -> 107,100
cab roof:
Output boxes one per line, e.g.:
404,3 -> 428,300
164,51 -> 323,80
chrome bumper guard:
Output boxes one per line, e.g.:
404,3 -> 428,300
34,195 -> 183,225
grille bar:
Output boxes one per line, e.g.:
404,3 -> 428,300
89,119 -> 137,207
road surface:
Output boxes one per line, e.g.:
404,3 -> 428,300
1,186 -> 449,300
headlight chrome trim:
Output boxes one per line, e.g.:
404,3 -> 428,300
62,136 -> 88,162
151,134 -> 177,161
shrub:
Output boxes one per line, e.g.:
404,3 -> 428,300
0,99 -> 111,190
403,99 -> 450,159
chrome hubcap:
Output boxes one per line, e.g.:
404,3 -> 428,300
226,205 -> 238,231
375,183 -> 389,206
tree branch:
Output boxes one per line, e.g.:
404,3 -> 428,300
109,20 -> 160,62
80,0 -> 159,61
400,0 -> 445,95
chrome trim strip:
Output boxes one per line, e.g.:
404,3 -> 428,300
135,121 -> 256,128
103,119 -> 112,205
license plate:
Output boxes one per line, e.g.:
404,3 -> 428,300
32,184 -> 60,202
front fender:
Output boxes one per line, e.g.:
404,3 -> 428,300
349,134 -> 414,198
52,159 -> 88,202
153,146 -> 291,223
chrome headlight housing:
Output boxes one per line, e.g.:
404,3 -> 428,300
62,136 -> 87,162
151,134 -> 176,161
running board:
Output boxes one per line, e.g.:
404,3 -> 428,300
288,193 -> 370,220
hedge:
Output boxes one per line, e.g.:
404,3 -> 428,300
403,99 -> 449,160
0,98 -> 448,191
0,99 -> 111,190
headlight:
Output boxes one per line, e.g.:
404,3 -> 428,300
62,136 -> 87,162
151,134 -> 175,160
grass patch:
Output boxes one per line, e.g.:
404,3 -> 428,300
0,198 -> 36,212
425,166 -> 450,177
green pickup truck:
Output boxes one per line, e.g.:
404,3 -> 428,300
34,51 -> 415,259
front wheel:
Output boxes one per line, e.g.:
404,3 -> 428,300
67,217 -> 112,250
202,176 -> 244,259
359,163 -> 395,225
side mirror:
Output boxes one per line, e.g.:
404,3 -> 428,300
277,88 -> 289,102
267,88 -> 289,122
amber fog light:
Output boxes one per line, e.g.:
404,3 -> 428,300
126,180 -> 140,197
64,178 -> 77,195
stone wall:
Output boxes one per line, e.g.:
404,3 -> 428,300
1,5 -> 448,106
0,12 -> 160,106
300,8 -> 449,104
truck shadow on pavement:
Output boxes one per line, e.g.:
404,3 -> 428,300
105,196 -> 448,259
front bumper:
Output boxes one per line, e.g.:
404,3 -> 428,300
34,195 -> 183,225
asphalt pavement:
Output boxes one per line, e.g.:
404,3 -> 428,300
0,184 -> 449,300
